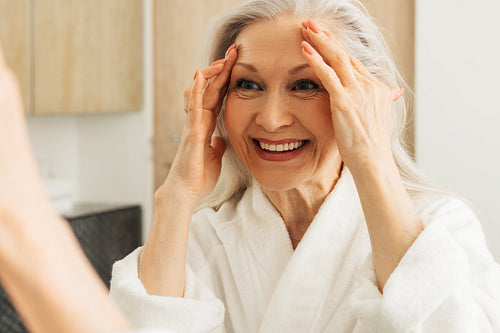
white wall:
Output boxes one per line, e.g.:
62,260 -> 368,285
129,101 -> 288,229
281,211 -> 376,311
26,0 -> 153,240
27,116 -> 79,183
416,0 -> 500,261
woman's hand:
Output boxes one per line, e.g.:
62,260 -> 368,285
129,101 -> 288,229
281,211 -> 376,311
0,43 -> 134,333
139,45 -> 238,298
156,45 -> 239,209
0,44 -> 55,225
300,21 -> 422,292
300,20 -> 403,173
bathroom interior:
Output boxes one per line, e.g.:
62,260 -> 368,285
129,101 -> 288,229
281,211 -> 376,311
0,0 -> 499,331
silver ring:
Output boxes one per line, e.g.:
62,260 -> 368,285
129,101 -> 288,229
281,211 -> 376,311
184,107 -> 189,113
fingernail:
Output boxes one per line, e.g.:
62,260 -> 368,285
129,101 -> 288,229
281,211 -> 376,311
395,88 -> 404,100
225,43 -> 236,58
301,21 -> 308,29
301,41 -> 315,55
193,68 -> 199,80
307,19 -> 321,33
323,30 -> 335,42
211,59 -> 226,66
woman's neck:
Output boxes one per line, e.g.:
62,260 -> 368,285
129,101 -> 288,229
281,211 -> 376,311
262,165 -> 342,245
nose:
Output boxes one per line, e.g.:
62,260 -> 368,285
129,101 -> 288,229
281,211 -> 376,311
255,93 -> 294,132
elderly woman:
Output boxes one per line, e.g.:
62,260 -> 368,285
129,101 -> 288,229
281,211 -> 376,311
111,0 -> 500,332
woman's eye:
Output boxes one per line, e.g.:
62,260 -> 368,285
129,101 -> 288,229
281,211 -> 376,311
236,80 -> 259,90
293,80 -> 319,91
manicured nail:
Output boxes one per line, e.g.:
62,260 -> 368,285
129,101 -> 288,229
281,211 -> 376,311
225,43 -> 237,58
301,21 -> 308,29
307,19 -> 321,33
323,30 -> 335,42
302,41 -> 315,55
211,59 -> 226,66
395,88 -> 404,100
193,68 -> 199,80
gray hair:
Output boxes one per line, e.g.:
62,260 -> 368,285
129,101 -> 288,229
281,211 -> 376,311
199,0 -> 443,210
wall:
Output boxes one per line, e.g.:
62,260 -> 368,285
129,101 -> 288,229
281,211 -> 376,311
27,115 -> 78,182
415,0 -> 500,261
26,0 -> 153,240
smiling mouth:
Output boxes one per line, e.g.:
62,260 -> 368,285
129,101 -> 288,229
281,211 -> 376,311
253,139 -> 307,153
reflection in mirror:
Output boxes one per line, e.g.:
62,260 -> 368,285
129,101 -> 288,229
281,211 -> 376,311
0,1 -> 499,333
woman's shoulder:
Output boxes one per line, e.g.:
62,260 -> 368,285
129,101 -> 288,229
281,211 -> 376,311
187,187 -> 252,254
410,193 -> 497,264
410,193 -> 478,228
192,188 -> 248,227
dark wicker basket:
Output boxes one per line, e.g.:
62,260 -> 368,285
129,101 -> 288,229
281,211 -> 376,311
0,204 -> 142,333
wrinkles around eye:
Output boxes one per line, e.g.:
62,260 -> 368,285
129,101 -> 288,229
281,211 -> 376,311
228,79 -> 262,99
228,77 -> 326,99
235,79 -> 260,91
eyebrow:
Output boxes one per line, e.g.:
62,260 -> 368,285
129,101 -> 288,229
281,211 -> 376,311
234,62 -> 311,75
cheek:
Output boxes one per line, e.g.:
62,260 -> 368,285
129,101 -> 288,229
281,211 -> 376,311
300,96 -> 335,135
224,97 -> 250,144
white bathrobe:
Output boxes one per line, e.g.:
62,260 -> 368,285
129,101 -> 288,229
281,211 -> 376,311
110,169 -> 500,332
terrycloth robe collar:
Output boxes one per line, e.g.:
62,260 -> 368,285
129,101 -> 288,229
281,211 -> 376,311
212,168 -> 371,332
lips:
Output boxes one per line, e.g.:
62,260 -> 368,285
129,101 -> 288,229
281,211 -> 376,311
258,140 -> 306,152
252,138 -> 308,161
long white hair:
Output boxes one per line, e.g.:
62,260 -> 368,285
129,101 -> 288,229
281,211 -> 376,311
199,0 -> 443,210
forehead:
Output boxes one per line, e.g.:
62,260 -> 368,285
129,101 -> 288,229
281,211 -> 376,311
234,16 -> 305,66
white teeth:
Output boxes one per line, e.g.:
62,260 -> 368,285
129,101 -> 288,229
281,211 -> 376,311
258,140 -> 305,152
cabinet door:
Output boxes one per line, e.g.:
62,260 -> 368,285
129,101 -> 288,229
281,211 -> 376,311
153,0 -> 246,189
0,0 -> 30,113
33,0 -> 143,114
361,0 -> 415,154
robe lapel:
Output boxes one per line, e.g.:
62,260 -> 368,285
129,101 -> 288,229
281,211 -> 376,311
258,168 -> 369,332
214,180 -> 294,332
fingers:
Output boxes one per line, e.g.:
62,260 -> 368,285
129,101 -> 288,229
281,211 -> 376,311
202,44 -> 238,116
201,63 -> 226,80
301,20 -> 402,103
184,64 -> 224,108
301,40 -> 344,98
391,87 -> 404,101
348,52 -> 376,81
181,43 -> 238,151
185,69 -> 208,126
210,136 -> 226,159
183,44 -> 238,115
301,20 -> 357,86
321,28 -> 374,81
210,44 -> 238,91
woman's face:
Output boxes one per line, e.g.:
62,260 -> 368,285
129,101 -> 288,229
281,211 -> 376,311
225,16 -> 342,191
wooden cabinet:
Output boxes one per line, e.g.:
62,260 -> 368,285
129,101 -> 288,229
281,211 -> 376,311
0,0 -> 143,114
361,0 -> 415,154
0,0 -> 30,111
153,0 -> 246,189
34,0 -> 143,114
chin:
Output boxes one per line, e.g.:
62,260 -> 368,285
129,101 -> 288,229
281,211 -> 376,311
251,170 -> 307,192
